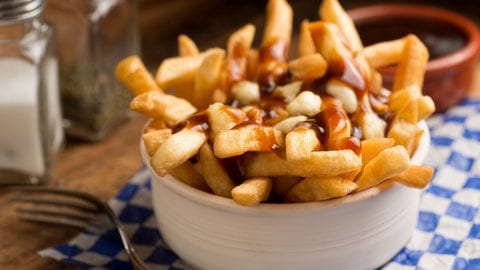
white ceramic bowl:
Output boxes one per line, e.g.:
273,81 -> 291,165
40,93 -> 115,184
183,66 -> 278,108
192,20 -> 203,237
142,121 -> 430,270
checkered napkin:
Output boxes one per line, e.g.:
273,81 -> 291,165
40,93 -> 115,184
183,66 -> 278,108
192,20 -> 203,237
40,99 -> 480,270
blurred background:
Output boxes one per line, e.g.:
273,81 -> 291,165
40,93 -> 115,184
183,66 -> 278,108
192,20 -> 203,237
138,0 -> 480,69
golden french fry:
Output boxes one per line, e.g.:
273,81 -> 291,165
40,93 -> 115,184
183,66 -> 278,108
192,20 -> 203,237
214,125 -> 277,158
417,95 -> 435,121
169,161 -> 209,191
298,19 -> 316,57
143,129 -> 172,156
319,96 -> 351,149
232,177 -> 272,206
356,146 -> 410,191
286,129 -> 321,160
199,143 -> 235,198
286,176 -> 358,203
288,53 -> 327,81
129,91 -> 197,126
389,85 -> 421,113
262,0 -> 293,47
273,176 -> 301,198
144,119 -> 168,133
211,88 -> 227,104
227,24 -> 256,55
155,48 -> 219,99
207,103 -> 247,139
388,99 -> 419,155
309,22 -> 365,93
178,34 -> 199,57
246,49 -> 259,81
243,150 -> 361,178
319,0 -> 363,52
390,165 -> 433,189
193,49 -> 225,109
361,38 -> 405,68
393,34 -> 429,91
360,138 -> 395,165
115,55 -> 160,96
150,128 -> 206,176
222,24 -> 256,90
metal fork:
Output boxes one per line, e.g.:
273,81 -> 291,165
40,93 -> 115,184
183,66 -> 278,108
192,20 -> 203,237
9,186 -> 150,270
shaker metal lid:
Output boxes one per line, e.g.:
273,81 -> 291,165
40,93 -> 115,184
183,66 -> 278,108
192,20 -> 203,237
0,0 -> 44,23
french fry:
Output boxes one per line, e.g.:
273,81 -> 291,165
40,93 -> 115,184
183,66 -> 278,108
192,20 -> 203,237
246,49 -> 259,81
389,85 -> 421,113
390,165 -> 433,189
393,34 -> 429,91
130,91 -> 197,126
193,48 -> 225,109
286,128 -> 321,160
214,125 -> 277,158
319,96 -> 351,149
169,161 -> 209,191
309,22 -> 365,92
361,38 -> 405,68
151,128 -> 206,176
388,99 -> 419,155
262,0 -> 293,48
417,96 -> 435,121
222,24 -> 256,91
286,176 -> 358,203
144,119 -> 168,133
115,55 -> 160,96
243,150 -> 361,178
319,0 -> 363,52
143,129 -> 172,156
155,48 -> 219,100
232,177 -> 272,206
298,19 -> 316,57
356,146 -> 410,191
288,53 -> 327,81
199,143 -> 235,198
207,103 -> 247,139
273,176 -> 301,198
360,138 -> 395,165
178,34 -> 199,57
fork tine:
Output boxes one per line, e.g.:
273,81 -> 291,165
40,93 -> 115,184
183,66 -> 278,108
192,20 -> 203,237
9,186 -> 103,207
11,195 -> 98,212
16,206 -> 98,221
19,213 -> 91,229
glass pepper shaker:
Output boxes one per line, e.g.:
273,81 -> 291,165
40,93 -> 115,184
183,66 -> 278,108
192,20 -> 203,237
0,0 -> 63,184
44,0 -> 140,141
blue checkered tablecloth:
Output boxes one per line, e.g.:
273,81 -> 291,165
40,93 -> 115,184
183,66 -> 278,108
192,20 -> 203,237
40,99 -> 480,270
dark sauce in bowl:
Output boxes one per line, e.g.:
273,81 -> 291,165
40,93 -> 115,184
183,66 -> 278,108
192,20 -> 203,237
356,17 -> 468,60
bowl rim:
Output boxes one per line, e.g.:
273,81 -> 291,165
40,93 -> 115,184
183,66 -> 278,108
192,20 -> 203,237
142,121 -> 430,214
348,4 -> 480,74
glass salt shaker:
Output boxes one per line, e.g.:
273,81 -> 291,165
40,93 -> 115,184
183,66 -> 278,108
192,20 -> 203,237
44,0 -> 140,141
0,0 -> 63,184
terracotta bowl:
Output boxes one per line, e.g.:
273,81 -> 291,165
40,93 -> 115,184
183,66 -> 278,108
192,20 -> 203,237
143,122 -> 430,270
349,4 -> 480,112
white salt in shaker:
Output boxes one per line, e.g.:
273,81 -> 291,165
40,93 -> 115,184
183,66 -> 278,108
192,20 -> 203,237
0,0 -> 63,184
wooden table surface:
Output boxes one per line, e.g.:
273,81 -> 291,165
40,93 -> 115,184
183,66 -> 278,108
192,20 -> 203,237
0,65 -> 479,269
